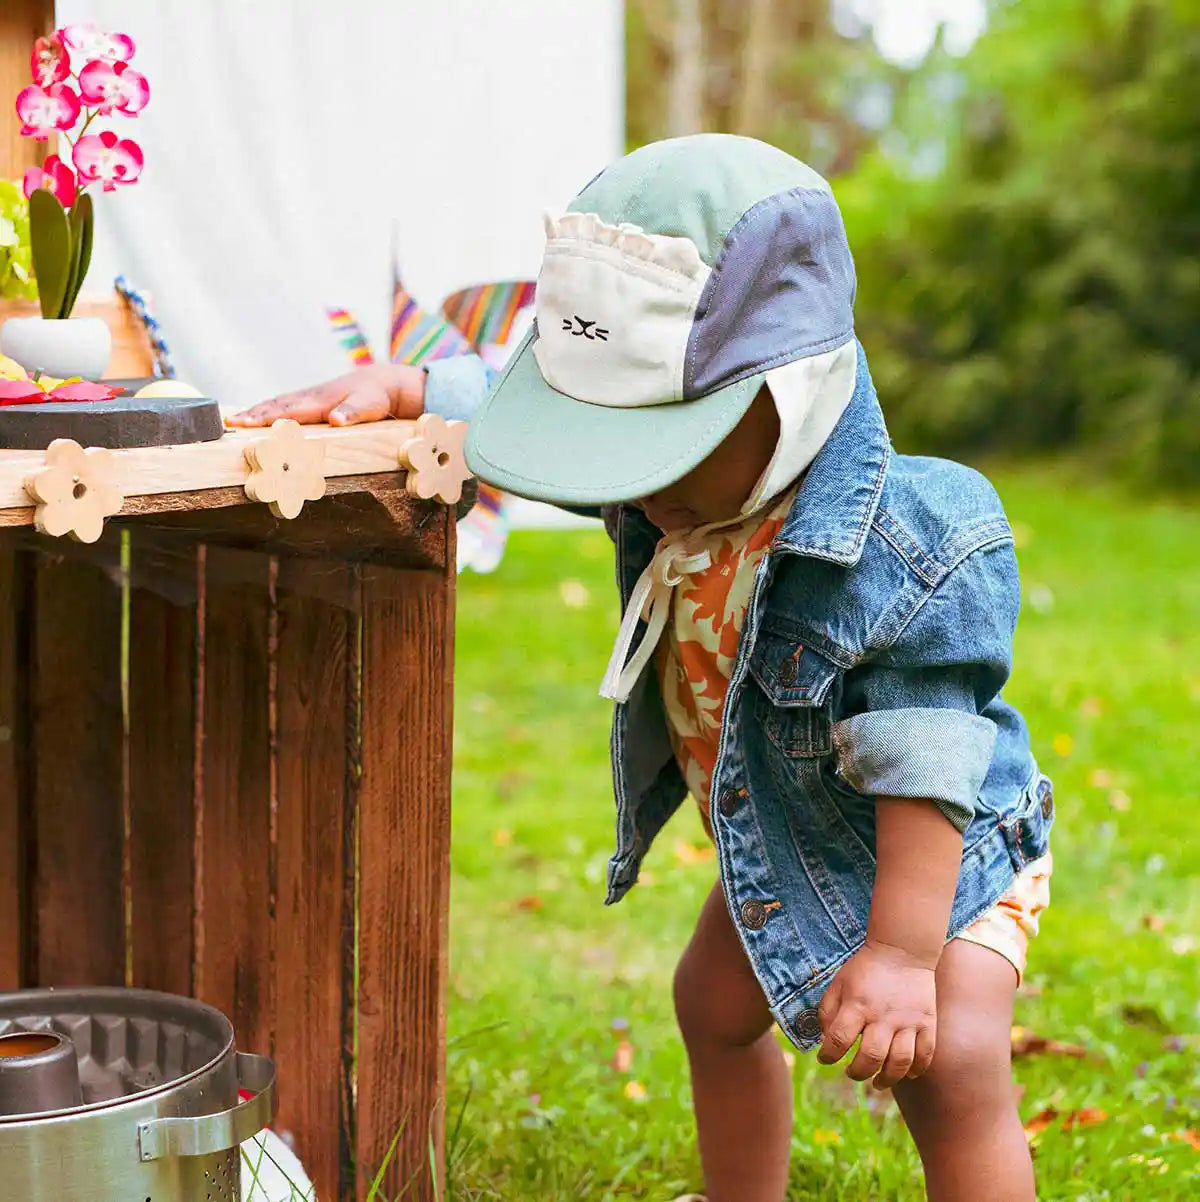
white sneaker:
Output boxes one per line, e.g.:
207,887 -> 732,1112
670,1195 -> 707,1201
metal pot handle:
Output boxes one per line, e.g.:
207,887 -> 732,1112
137,1052 -> 277,1162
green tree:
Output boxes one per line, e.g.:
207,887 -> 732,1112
840,0 -> 1200,486
627,0 -> 894,175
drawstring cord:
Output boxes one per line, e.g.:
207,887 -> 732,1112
599,531 -> 714,702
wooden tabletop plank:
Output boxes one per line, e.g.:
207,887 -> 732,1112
0,421 -> 419,511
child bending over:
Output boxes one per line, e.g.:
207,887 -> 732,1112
234,134 -> 1053,1202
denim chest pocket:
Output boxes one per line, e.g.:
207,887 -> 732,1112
748,628 -> 839,757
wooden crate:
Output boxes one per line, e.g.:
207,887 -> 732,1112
0,453 -> 458,1200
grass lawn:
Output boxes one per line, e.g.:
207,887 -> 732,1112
445,465 -> 1200,1201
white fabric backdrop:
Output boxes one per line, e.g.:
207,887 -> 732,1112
57,0 -> 624,412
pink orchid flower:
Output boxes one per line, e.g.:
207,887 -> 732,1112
31,32 -> 71,88
23,155 -> 77,208
73,130 -> 144,191
16,82 -> 81,140
60,23 -> 135,64
79,59 -> 149,116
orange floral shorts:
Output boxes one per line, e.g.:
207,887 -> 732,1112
954,852 -> 1052,982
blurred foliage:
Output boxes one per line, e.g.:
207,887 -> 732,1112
0,180 -> 36,302
626,0 -> 901,174
629,0 -> 1200,487
840,0 -> 1200,487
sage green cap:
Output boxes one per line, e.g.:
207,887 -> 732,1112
465,134 -> 857,505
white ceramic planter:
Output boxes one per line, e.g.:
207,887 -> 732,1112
0,315 -> 112,380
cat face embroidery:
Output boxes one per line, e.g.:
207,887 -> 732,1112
561,315 -> 609,342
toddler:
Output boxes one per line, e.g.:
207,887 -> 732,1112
233,135 -> 1053,1202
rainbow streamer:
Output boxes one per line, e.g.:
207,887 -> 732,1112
325,306 -> 375,366
441,280 -> 537,352
114,275 -> 175,379
389,279 -> 472,365
326,266 -> 537,575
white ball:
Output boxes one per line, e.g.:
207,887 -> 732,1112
133,379 -> 207,399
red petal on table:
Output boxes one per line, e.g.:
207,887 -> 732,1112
0,379 -> 47,404
48,381 -> 125,401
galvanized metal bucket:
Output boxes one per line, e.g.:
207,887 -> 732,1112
0,987 -> 276,1202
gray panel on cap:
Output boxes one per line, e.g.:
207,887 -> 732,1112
684,186 -> 857,398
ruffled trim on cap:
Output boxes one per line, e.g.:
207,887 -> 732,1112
542,211 -> 707,281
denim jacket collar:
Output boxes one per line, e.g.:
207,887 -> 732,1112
774,342 -> 889,566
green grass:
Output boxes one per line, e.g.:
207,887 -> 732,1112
445,465 -> 1200,1201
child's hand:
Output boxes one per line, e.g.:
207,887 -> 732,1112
816,939 -> 937,1089
227,364 -> 426,428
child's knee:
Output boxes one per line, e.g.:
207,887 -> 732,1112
673,946 -> 773,1050
901,1011 -> 1013,1120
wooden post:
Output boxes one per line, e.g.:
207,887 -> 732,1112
356,558 -> 455,1198
31,544 -> 126,987
0,0 -> 53,181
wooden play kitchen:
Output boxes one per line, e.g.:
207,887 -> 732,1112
1,5 -> 464,1197
0,414 -> 467,1201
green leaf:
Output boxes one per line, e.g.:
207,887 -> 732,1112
28,189 -> 73,321
62,193 -> 94,319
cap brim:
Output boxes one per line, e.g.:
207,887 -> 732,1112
464,333 -> 763,506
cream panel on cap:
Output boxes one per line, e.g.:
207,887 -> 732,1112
533,212 -> 711,409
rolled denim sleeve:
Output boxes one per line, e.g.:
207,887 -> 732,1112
423,354 -> 494,423
833,539 -> 1019,832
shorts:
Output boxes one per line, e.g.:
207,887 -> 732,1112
954,852 -> 1052,982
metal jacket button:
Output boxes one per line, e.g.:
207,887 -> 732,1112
1040,784 -> 1054,819
795,1007 -> 822,1042
740,899 -> 768,930
719,787 -> 746,818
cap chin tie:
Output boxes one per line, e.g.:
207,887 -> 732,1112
599,531 -> 714,703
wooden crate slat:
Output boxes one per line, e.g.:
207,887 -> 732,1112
356,558 -> 454,1199
272,562 -> 355,1202
127,535 -> 201,995
195,546 -> 274,1056
0,549 -> 28,988
31,546 -> 126,986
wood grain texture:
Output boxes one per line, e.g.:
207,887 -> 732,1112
272,561 -> 354,1202
0,421 -> 423,510
112,480 -> 453,570
127,534 -> 200,995
356,546 -> 455,1199
0,548 -> 28,988
195,547 -> 274,1056
30,544 -> 125,985
0,0 -> 53,180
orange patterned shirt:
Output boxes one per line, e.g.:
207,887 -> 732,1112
656,487 -> 799,832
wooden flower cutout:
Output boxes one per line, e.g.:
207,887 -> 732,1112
244,419 -> 327,519
398,414 -> 471,504
23,438 -> 124,544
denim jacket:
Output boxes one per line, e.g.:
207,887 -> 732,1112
427,343 -> 1054,1050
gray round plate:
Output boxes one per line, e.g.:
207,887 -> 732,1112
0,378 -> 224,450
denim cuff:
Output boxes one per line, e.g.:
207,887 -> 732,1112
423,354 -> 491,423
832,708 -> 997,832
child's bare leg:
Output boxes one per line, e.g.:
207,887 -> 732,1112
892,939 -> 1034,1202
673,882 -> 791,1202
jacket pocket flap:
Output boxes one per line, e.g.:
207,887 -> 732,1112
749,627 -> 838,708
